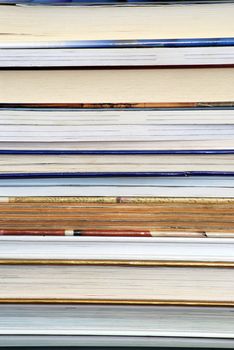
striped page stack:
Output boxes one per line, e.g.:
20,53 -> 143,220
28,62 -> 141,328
0,0 -> 234,347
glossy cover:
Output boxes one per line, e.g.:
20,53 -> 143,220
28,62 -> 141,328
1,37 -> 234,49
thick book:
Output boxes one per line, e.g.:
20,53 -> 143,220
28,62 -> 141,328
1,107 -> 233,150
0,196 -> 233,234
0,153 -> 233,175
0,3 -> 234,67
0,260 -> 233,302
0,3 -> 233,42
1,68 -> 234,103
0,304 -> 233,341
1,42 -> 234,68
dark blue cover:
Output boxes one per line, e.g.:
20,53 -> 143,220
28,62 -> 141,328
0,172 -> 234,179
0,150 -> 234,155
2,38 -> 234,49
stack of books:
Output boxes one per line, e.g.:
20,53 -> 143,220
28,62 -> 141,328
0,0 -> 234,348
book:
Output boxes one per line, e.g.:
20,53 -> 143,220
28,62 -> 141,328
0,303 -> 233,341
0,196 -> 233,232
0,153 -> 232,175
0,3 -> 233,43
0,236 -> 233,260
1,2 -> 234,67
1,68 -> 234,103
0,176 -> 233,196
0,259 -> 233,302
1,43 -> 234,68
0,107 -> 233,150
1,335 -> 233,348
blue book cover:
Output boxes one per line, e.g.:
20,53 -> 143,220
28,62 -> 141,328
0,171 -> 233,179
1,37 -> 234,49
